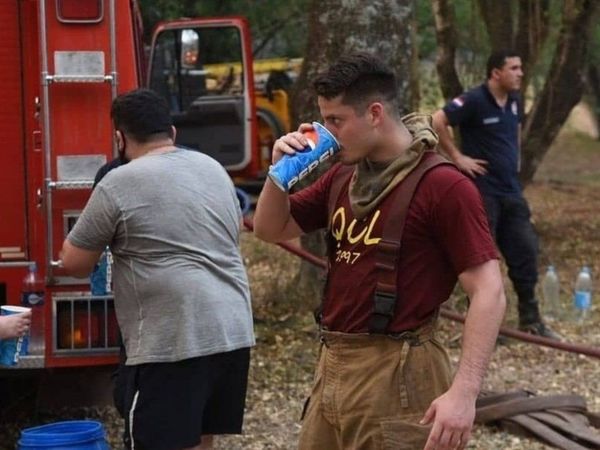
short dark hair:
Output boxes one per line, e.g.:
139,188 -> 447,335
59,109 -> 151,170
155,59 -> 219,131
486,50 -> 520,79
111,88 -> 173,143
313,52 -> 399,115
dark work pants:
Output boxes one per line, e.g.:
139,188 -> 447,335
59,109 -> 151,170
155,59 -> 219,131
483,194 -> 541,325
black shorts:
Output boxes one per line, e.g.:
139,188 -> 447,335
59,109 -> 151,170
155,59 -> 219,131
116,347 -> 251,450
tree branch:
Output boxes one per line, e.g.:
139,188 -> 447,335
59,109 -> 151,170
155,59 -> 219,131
520,0 -> 600,184
431,0 -> 463,100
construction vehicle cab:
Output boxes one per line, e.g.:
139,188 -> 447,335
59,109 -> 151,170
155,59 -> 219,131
148,20 -> 295,191
148,18 -> 257,172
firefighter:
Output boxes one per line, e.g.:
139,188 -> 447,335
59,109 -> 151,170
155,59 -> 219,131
254,53 -> 506,450
432,50 -> 560,340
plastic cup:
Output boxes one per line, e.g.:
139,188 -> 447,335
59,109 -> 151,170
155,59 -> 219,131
0,305 -> 31,366
268,122 -> 340,192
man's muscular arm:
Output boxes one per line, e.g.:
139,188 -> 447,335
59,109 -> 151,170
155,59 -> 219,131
421,258 -> 506,450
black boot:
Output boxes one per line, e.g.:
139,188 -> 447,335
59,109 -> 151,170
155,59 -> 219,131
517,290 -> 561,340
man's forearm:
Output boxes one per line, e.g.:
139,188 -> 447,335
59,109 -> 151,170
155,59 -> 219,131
254,179 -> 294,242
437,130 -> 463,163
451,285 -> 506,399
431,111 -> 463,162
60,240 -> 103,278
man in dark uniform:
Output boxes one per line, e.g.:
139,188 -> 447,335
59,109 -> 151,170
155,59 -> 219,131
433,50 -> 559,339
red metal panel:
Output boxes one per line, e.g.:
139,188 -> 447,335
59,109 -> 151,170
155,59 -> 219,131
41,0 -> 139,368
0,0 -> 142,370
0,1 -> 28,263
44,0 -> 140,265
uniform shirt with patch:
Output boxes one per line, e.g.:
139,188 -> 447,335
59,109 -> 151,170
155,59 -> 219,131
290,154 -> 499,333
444,83 -> 523,197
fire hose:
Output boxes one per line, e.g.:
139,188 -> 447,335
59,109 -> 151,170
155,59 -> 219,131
243,217 -> 600,359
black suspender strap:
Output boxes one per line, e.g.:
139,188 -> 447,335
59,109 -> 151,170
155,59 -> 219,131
369,152 -> 452,334
323,154 -> 453,334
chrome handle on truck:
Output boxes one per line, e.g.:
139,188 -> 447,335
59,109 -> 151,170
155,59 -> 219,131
36,188 -> 43,209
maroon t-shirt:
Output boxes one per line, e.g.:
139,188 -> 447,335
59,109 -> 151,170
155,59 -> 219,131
290,155 -> 499,333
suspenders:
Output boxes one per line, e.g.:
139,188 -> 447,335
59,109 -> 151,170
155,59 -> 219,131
326,152 -> 452,334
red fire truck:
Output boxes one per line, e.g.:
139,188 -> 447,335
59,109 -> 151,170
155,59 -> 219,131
1,0 -> 283,371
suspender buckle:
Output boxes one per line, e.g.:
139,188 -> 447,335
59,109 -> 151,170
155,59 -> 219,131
369,291 -> 396,334
374,291 -> 396,315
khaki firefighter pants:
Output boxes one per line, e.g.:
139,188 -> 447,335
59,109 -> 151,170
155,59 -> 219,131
298,327 -> 452,450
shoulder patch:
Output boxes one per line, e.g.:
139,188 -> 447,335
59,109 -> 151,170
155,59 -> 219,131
452,97 -> 465,107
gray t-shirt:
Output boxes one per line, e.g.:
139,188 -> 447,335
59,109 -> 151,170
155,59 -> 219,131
68,148 -> 254,365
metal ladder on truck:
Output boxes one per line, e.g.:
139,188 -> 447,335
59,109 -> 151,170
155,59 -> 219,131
36,0 -> 120,360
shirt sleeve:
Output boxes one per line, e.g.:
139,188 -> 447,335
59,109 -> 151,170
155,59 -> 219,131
431,176 -> 499,275
442,90 -> 477,127
67,185 -> 120,251
289,165 -> 339,233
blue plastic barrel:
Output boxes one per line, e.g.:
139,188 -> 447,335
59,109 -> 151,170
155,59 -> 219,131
18,421 -> 109,450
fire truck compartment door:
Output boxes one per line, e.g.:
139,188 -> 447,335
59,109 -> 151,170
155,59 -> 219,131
0,0 -> 28,261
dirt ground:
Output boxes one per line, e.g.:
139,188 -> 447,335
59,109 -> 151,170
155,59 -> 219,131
1,117 -> 598,449
213,123 -> 600,450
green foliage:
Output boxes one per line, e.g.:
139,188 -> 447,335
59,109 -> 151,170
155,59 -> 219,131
414,1 -> 436,59
590,22 -> 600,66
415,0 -> 586,110
416,0 -> 489,75
418,66 -> 444,113
138,0 -> 310,58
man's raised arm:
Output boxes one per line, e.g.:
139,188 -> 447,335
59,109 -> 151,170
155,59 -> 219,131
254,129 -> 310,243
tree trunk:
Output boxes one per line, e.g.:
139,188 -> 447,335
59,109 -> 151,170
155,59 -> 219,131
432,0 -> 599,184
514,0 -> 551,90
409,0 -> 420,111
291,0 -> 415,124
476,0 -> 515,50
431,0 -> 463,101
520,0 -> 600,184
289,0 -> 415,303
587,63 -> 600,140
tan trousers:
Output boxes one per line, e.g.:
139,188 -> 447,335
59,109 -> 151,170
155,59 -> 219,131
298,327 -> 452,450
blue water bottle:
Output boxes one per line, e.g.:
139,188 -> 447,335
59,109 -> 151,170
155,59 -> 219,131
574,266 -> 592,322
90,248 -> 112,295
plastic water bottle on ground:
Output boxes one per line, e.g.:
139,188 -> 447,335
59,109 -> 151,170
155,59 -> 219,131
573,266 -> 592,322
542,265 -> 560,320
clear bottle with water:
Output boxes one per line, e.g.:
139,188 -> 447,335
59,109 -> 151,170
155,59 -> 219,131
573,266 -> 593,322
542,265 -> 560,320
21,262 -> 45,354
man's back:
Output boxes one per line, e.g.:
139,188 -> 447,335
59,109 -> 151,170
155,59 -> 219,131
71,148 -> 254,365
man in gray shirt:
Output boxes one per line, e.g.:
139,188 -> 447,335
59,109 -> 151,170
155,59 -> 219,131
61,89 -> 254,450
